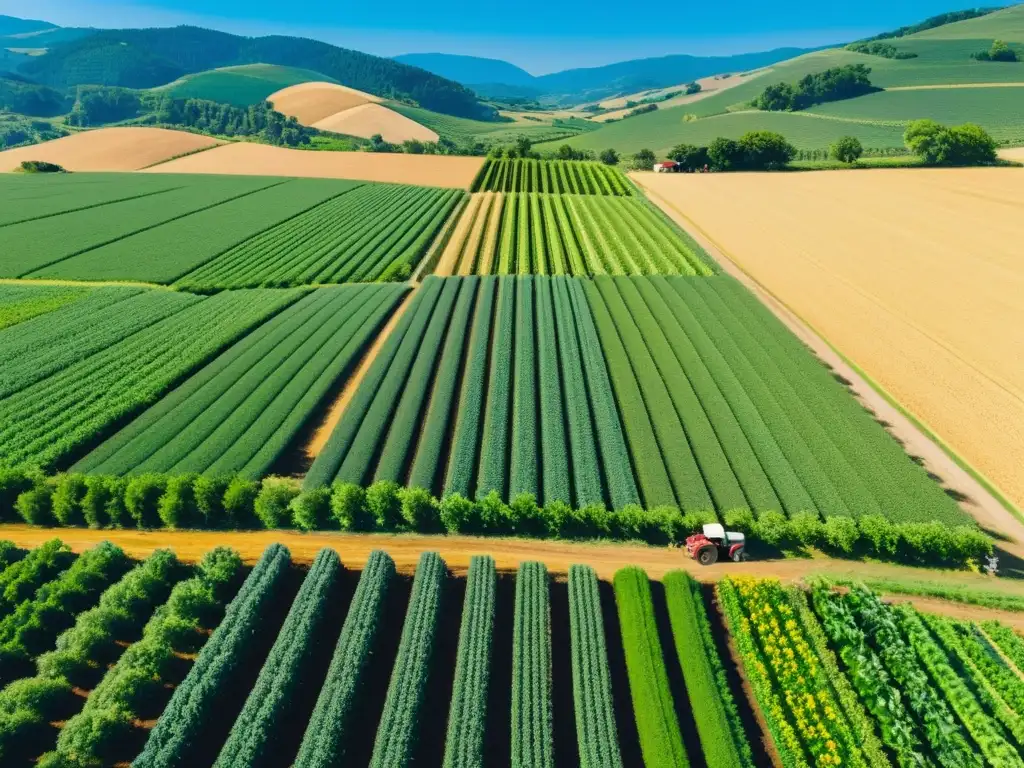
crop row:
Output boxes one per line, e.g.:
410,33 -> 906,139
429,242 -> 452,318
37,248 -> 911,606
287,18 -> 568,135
473,158 -> 633,195
135,543 -> 291,768
369,550 -> 446,766
178,184 -> 463,290
0,548 -> 182,763
443,555 -> 496,768
512,561 -> 554,767
75,285 -> 408,479
438,192 -> 712,276
0,288 -> 304,470
215,548 -> 341,768
306,276 -> 640,511
0,539 -> 74,616
20,179 -> 361,284
583,275 -> 973,530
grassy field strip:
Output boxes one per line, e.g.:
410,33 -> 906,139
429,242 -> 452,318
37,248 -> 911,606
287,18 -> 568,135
73,285 -> 409,478
886,82 -> 1024,90
0,289 -> 304,470
0,283 -> 89,331
302,284 -> 421,459
0,177 -> 285,278
26,180 -> 361,284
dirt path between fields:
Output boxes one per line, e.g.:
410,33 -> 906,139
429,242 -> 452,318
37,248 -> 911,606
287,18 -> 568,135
638,179 -> 1024,561
300,285 -> 419,460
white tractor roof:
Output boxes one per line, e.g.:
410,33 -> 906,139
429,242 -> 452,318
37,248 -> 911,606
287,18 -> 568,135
703,523 -> 726,539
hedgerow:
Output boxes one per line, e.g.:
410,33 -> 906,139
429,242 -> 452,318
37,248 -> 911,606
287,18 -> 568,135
0,468 -> 992,565
294,550 -> 395,768
443,555 -> 496,768
0,539 -> 74,616
369,551 -> 446,766
134,544 -> 290,768
612,567 -> 688,768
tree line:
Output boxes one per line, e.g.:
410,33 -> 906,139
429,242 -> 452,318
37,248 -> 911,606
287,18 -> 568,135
752,64 -> 876,112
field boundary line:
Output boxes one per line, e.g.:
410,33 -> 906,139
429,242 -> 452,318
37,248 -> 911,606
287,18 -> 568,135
414,193 -> 469,281
138,138 -> 227,170
0,186 -> 181,229
885,82 -> 1024,91
637,180 -> 1024,538
300,284 -> 420,461
0,277 -> 170,290
18,178 -> 291,278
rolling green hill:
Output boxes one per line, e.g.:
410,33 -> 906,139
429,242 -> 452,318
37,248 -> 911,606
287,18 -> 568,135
389,104 -> 600,147
549,4 -> 1024,157
154,64 -> 338,106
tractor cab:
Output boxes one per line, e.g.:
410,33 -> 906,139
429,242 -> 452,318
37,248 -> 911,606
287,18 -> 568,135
685,523 -> 746,565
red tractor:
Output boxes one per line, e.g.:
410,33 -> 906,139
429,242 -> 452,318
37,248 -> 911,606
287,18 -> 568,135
686,524 -> 747,565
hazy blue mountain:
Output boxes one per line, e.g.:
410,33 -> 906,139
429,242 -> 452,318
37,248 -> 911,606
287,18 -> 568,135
0,15 -> 56,36
395,53 -> 537,87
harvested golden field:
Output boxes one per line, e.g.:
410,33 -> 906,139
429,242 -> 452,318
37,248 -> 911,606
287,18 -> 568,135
311,102 -> 439,142
637,168 -> 1024,512
268,81 -> 380,125
1000,146 -> 1024,162
145,141 -> 483,187
0,127 -> 221,172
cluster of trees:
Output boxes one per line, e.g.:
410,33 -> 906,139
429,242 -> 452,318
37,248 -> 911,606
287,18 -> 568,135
753,64 -> 876,111
0,469 -> 990,565
0,76 -> 70,117
972,40 -> 1020,62
0,115 -> 66,150
364,134 -> 472,156
845,42 -> 918,60
904,119 -> 997,165
860,8 -> 998,41
645,130 -> 796,171
624,103 -> 658,119
486,137 -> 620,166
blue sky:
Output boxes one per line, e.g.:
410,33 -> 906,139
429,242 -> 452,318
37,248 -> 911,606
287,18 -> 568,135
0,0 -> 1015,73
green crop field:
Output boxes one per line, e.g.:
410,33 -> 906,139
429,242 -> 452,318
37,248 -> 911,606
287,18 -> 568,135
472,158 -> 633,194
910,4 -> 1024,42
0,537 -> 1016,768
154,64 -> 337,106
441,193 -> 713,276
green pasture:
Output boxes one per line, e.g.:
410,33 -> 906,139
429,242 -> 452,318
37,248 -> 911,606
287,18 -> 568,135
154,64 -> 336,107
389,103 -> 599,147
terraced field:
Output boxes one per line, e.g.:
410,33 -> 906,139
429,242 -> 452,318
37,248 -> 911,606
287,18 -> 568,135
3,538 -> 1020,768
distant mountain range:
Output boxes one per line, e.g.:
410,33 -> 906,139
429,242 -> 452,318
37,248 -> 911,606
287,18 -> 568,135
395,47 -> 828,103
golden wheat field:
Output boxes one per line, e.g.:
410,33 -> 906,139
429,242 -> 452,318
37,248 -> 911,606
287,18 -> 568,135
637,168 -> 1024,512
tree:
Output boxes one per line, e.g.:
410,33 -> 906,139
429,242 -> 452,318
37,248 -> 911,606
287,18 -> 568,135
630,149 -> 656,170
739,131 -> 795,170
685,82 -> 702,95
830,136 -> 863,164
905,119 -> 997,165
556,143 -> 576,160
515,135 -> 533,158
975,40 -> 1019,62
599,148 -> 619,165
707,137 -> 744,171
668,143 -> 709,171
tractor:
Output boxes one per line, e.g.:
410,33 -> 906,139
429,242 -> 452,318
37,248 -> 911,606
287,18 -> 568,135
686,524 -> 746,565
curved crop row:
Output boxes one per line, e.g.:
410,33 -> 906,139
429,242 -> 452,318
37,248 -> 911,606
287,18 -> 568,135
294,550 -> 395,768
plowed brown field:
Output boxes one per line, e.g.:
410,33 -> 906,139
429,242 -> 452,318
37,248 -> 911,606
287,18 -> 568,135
636,168 -> 1024,513
0,127 -> 221,172
145,142 -> 484,188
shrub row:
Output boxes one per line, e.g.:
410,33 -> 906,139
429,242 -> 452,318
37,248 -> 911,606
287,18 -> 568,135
0,469 -> 992,566
0,539 -> 74,616
0,541 -> 131,685
294,550 -> 395,768
135,544 -> 290,768
443,555 -> 496,768
215,548 -> 341,768
369,551 -> 446,767
40,547 -> 242,767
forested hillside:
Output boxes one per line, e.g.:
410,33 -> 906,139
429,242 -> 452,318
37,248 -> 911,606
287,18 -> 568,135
18,26 -> 491,119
